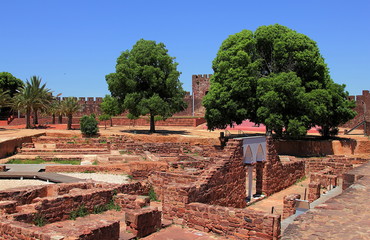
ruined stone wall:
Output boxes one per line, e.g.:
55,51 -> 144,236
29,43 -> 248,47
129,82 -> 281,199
161,139 -> 247,221
262,137 -> 306,196
0,134 -> 44,158
304,158 -> 354,176
46,161 -> 168,177
342,90 -> 370,129
184,202 -> 281,240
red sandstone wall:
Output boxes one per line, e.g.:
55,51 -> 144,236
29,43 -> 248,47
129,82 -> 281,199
262,137 -> 306,196
342,90 -> 370,129
0,134 -> 45,158
46,161 -> 168,177
274,138 -> 370,156
161,139 -> 247,222
184,202 -> 280,240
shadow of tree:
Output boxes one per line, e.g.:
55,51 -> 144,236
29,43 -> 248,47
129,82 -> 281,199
120,129 -> 190,136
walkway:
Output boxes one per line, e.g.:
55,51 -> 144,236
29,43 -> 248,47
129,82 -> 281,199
0,171 -> 83,183
282,161 -> 370,239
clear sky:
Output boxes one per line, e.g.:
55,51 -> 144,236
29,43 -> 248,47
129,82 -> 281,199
1,0 -> 369,97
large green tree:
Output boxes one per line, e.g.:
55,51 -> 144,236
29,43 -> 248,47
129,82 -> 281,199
100,95 -> 121,127
0,72 -> 24,117
0,72 -> 24,97
106,39 -> 187,133
204,24 -> 355,137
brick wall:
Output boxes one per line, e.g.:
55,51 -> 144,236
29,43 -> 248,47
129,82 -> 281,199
308,182 -> 321,203
184,202 -> 280,240
45,161 -> 168,177
283,194 -> 301,219
262,137 -> 306,196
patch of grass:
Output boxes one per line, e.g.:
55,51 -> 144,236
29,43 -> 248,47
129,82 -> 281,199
92,160 -> 98,165
70,205 -> 89,220
66,141 -> 75,144
99,140 -> 107,144
127,175 -> 133,180
83,170 -> 96,173
295,176 -> 307,185
33,213 -> 47,227
6,158 -> 81,165
93,200 -> 121,214
119,150 -> 133,155
148,186 -> 159,202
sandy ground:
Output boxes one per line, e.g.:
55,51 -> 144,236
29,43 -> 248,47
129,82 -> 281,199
0,179 -> 52,191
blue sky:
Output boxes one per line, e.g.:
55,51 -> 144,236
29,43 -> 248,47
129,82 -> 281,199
1,0 -> 369,97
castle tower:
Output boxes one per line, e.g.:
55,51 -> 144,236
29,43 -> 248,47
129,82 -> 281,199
191,74 -> 211,116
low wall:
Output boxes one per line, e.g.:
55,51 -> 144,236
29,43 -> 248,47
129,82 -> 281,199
262,137 -> 306,196
0,134 -> 45,158
184,202 -> 280,240
45,161 -> 168,177
273,138 -> 370,156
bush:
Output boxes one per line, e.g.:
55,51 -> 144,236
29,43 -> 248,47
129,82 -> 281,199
80,114 -> 99,137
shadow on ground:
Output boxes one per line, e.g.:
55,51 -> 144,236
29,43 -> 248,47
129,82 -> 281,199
120,129 -> 190,135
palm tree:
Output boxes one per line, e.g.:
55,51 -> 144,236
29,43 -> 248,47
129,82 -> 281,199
12,76 -> 52,129
28,76 -> 52,125
12,86 -> 33,128
61,97 -> 80,130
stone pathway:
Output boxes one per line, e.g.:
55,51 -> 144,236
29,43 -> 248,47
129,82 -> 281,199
141,225 -> 227,240
282,162 -> 370,239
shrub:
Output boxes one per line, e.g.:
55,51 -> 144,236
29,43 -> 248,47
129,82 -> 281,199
80,114 -> 99,137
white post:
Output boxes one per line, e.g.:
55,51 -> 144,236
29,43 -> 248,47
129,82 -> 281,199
248,166 -> 253,200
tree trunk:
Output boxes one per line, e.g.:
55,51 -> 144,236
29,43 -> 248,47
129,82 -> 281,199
33,109 -> 38,125
58,115 -> 62,124
149,114 -> 156,133
67,114 -> 72,130
26,109 -> 31,129
110,117 -> 113,127
52,114 -> 56,124
104,120 -> 107,130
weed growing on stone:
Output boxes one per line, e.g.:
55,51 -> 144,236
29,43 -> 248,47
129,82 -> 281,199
83,170 -> 96,173
294,176 -> 307,185
92,160 -> 98,165
69,205 -> 89,220
148,187 -> 159,202
92,200 -> 121,214
119,150 -> 133,155
33,213 -> 47,227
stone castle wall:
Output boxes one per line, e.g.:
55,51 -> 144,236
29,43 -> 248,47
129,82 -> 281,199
342,90 -> 370,129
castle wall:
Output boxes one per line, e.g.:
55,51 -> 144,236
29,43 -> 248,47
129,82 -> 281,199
342,90 -> 370,129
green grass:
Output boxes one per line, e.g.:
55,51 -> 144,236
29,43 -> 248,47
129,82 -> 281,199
148,186 -> 159,202
6,158 -> 81,165
69,205 -> 89,220
119,150 -> 133,155
33,213 -> 47,227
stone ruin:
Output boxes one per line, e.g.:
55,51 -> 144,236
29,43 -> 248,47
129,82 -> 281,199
1,133 -> 370,239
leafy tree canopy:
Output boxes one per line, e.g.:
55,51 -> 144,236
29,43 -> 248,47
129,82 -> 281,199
0,72 -> 24,97
204,24 -> 355,138
106,39 -> 187,132
100,95 -> 121,117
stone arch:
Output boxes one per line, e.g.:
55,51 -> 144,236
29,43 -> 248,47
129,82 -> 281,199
244,145 -> 254,164
256,144 -> 265,162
